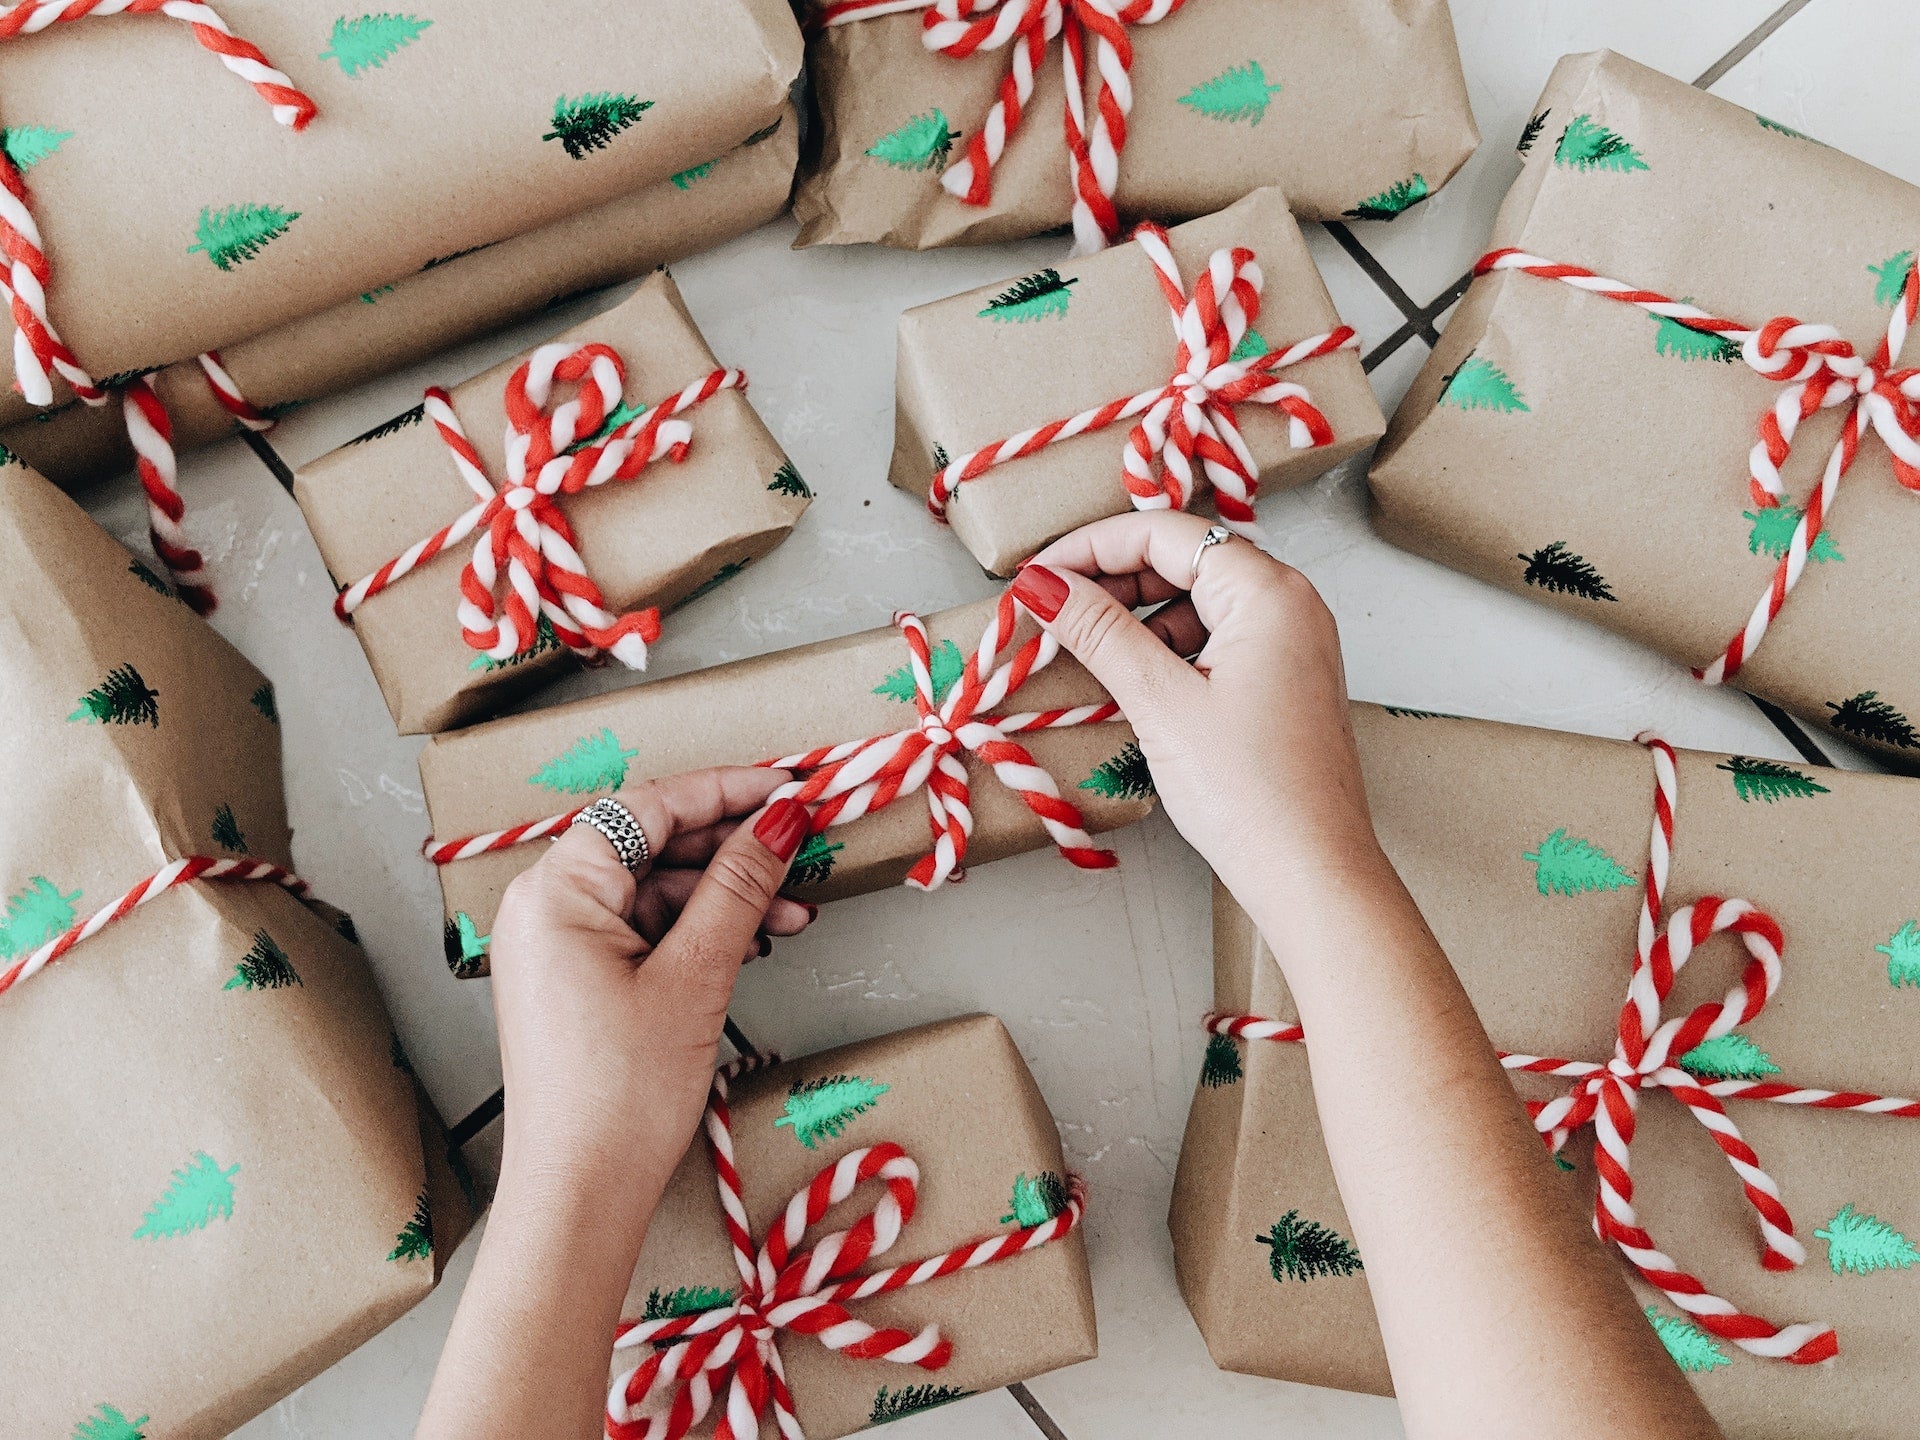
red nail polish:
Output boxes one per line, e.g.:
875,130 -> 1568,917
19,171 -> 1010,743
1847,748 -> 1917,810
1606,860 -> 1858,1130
753,798 -> 809,861
1011,563 -> 1070,622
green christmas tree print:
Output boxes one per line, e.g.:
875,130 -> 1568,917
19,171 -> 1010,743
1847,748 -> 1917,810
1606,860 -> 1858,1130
69,663 -> 160,727
443,911 -> 491,976
774,1074 -> 890,1149
1652,309 -> 1742,364
1343,174 -> 1429,221
1200,1031 -> 1243,1088
1755,114 -> 1814,141
0,876 -> 81,958
211,803 -> 248,853
2,123 -> 71,170
670,160 -> 715,190
72,1405 -> 149,1440
1871,250 -> 1915,307
1645,1306 -> 1732,1373
1815,1204 -> 1919,1274
128,557 -> 174,596
387,1190 -> 433,1262
321,13 -> 432,75
875,637 -> 966,705
1176,60 -> 1282,125
1826,691 -> 1920,749
470,613 -> 563,672
1518,541 -> 1617,602
1679,1031 -> 1781,1080
1080,741 -> 1155,800
1745,505 -> 1841,563
1257,1209 -> 1363,1282
642,1284 -> 735,1320
1516,108 -> 1550,154
360,283 -> 396,304
1554,114 -> 1649,173
1001,1171 -> 1070,1227
979,268 -> 1079,323
133,1151 -> 238,1239
188,203 -> 301,271
347,402 -> 424,445
1716,755 -> 1829,803
1523,829 -> 1636,897
870,1385 -> 973,1423
529,728 -> 638,794
1877,920 -> 1920,988
224,929 -> 301,991
1230,327 -> 1269,363
679,558 -> 750,608
250,682 -> 279,723
1439,356 -> 1529,412
545,93 -> 653,159
768,460 -> 812,498
785,833 -> 842,889
865,109 -> 959,172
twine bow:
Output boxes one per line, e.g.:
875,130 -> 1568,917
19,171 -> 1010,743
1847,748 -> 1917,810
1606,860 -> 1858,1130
929,224 -> 1356,543
1475,249 -> 1920,685
605,1056 -> 1086,1440
336,342 -> 745,671
818,0 -> 1188,253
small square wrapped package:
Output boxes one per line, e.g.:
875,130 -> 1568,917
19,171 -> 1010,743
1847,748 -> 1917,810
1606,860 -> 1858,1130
419,591 -> 1153,975
794,0 -> 1477,250
892,188 -> 1384,575
1371,51 -> 1920,769
0,460 -> 474,1439
295,272 -> 809,735
609,1014 -> 1096,1439
1171,703 -> 1920,1439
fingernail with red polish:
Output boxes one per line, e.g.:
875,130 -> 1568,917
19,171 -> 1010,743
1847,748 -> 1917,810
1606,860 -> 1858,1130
753,798 -> 809,861
1011,563 -> 1070,622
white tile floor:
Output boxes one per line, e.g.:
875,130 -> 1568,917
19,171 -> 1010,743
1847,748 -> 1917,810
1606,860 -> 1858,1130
70,2 -> 1897,1434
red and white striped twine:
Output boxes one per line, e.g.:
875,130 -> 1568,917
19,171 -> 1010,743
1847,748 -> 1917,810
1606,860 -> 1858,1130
605,1055 -> 1086,1440
1475,248 -> 1920,686
0,855 -> 310,1000
929,223 -> 1356,540
336,342 -> 744,672
1207,734 -> 1920,1366
0,0 -> 316,614
196,348 -> 274,432
818,0 -> 1188,254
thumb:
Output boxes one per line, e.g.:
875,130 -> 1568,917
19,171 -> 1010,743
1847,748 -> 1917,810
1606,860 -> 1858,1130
1010,563 -> 1197,725
649,796 -> 809,996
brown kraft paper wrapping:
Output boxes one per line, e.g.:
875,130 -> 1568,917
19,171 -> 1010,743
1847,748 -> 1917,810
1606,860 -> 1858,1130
794,0 -> 1477,248
1371,51 -> 1920,769
0,0 -> 801,421
294,272 -> 809,736
892,188 -> 1384,575
624,1015 -> 1097,1437
418,596 -> 1153,975
1170,703 -> 1920,1440
0,461 -> 473,1439
0,109 -> 802,484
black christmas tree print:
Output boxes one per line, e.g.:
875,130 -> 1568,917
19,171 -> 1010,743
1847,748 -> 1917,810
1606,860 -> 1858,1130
1176,61 -> 1283,125
188,203 -> 301,271
470,613 -> 563,673
1815,1204 -> 1919,1275
346,401 -> 425,445
1200,1031 -> 1243,1088
72,1405 -> 149,1440
2,123 -> 71,171
1644,1306 -> 1731,1373
931,442 -> 950,471
387,1190 -> 433,1262
979,269 -> 1079,324
1515,108 -> 1550,154
785,833 -> 843,889
0,876 -> 81,958
1001,1171 -> 1070,1227
1081,741 -> 1155,800
1523,829 -> 1636,897
69,663 -> 160,726
422,242 -> 495,271
1878,921 -> 1920,988
1381,706 -> 1462,719
1257,1209 -> 1362,1282
1439,355 -> 1528,412
545,92 -> 653,159
1679,1031 -> 1780,1081
1826,691 -> 1919,749
774,1073 -> 890,1149
768,460 -> 812,498
1518,541 -> 1617,603
224,929 -> 301,991
642,1284 -> 735,1321
875,637 -> 965,704
870,1385 -> 974,1423
211,802 -> 248,852
1554,114 -> 1648,173
865,109 -> 959,172
321,13 -> 433,76
336,911 -> 361,945
1716,755 -> 1829,803
1652,306 -> 1742,364
128,557 -> 176,597
1871,250 -> 1915,307
133,1151 -> 238,1239
390,1033 -> 415,1075
444,911 -> 491,976
529,727 -> 639,794
250,682 -> 279,723
1343,174 -> 1430,221
1745,505 -> 1841,563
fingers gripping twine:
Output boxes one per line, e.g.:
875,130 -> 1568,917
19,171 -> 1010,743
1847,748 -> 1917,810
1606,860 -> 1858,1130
928,225 -> 1356,537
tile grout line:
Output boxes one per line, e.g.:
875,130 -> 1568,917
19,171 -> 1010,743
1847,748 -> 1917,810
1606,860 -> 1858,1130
1006,1381 -> 1077,1440
244,428 -> 298,493
1692,0 -> 1817,88
1747,696 -> 1836,768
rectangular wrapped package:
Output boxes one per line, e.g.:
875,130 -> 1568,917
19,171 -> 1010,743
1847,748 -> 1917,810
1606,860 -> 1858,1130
1171,703 -> 1920,1440
612,1014 -> 1096,1439
794,0 -> 1477,248
0,0 -> 800,420
0,460 -> 475,1439
419,594 -> 1153,976
1371,51 -> 1920,769
0,108 -> 801,485
294,272 -> 809,736
892,188 -> 1385,575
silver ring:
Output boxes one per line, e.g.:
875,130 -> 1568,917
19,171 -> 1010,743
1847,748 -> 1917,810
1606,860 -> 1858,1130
569,796 -> 652,873
1190,525 -> 1232,587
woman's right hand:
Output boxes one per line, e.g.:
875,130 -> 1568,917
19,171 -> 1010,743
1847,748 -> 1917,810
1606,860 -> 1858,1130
1009,511 -> 1386,903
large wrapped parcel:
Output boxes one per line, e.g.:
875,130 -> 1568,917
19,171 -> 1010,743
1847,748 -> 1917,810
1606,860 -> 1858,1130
0,462 -> 474,1438
1171,703 -> 1920,1440
1371,52 -> 1920,767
